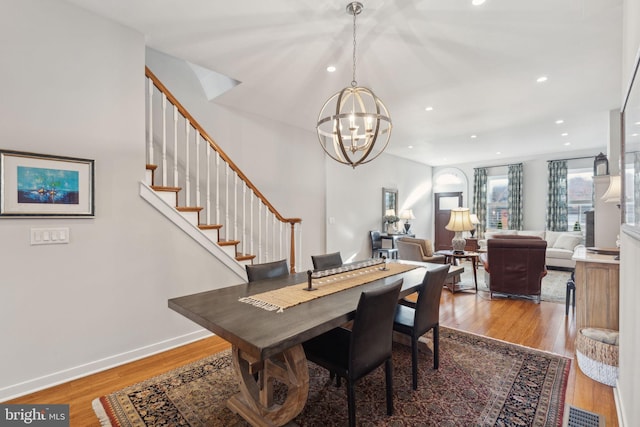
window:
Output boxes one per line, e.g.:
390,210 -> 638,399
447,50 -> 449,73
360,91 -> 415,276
567,168 -> 593,231
486,175 -> 508,229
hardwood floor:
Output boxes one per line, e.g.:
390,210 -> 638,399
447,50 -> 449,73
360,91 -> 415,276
7,282 -> 618,426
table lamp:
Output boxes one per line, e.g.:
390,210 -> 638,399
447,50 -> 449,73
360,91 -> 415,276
469,213 -> 480,237
399,209 -> 415,233
445,208 -> 475,254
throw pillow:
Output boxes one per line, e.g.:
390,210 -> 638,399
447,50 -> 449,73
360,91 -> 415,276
553,234 -> 582,251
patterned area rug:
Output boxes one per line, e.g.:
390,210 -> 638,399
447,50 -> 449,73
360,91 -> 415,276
457,261 -> 572,303
93,327 -> 570,426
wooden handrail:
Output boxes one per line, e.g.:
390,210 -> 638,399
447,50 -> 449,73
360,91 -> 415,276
145,67 -> 301,227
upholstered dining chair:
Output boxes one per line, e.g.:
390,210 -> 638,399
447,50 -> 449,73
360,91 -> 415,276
392,264 -> 450,390
311,251 -> 343,270
302,279 -> 403,427
370,230 -> 398,259
245,259 -> 289,283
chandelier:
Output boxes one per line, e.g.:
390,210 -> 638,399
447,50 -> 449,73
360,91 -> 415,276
316,2 -> 392,168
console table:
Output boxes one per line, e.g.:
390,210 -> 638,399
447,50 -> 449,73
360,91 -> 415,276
572,247 -> 620,330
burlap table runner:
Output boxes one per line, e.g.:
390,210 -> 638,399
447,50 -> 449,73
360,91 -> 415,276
239,262 -> 419,312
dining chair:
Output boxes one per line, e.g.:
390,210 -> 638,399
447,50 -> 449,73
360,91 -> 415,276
370,230 -> 398,259
311,251 -> 343,270
245,259 -> 289,283
302,279 -> 403,427
393,264 -> 449,390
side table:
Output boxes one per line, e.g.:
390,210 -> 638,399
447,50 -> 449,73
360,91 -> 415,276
435,250 -> 479,293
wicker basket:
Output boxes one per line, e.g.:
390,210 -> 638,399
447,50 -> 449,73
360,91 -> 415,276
576,327 -> 619,386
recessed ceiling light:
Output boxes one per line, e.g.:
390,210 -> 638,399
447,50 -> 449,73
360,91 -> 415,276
472,0 -> 486,5
470,134 -> 477,139
633,133 -> 639,137
564,142 -> 571,146
496,151 -> 501,155
326,66 -> 336,72
425,106 -> 433,111
555,119 -> 564,124
561,132 -> 568,137
408,145 -> 414,149
536,76 -> 548,83
635,121 -> 640,125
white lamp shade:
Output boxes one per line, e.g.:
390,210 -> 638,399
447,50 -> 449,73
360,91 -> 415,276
399,209 -> 416,220
602,175 -> 621,204
445,208 -> 475,232
469,214 -> 480,225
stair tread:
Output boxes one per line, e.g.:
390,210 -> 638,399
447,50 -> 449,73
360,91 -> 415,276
151,185 -> 181,192
198,224 -> 223,230
218,239 -> 240,246
177,206 -> 203,212
236,254 -> 256,261
146,164 -> 158,171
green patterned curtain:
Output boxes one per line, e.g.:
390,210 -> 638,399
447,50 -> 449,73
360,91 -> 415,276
473,168 -> 488,238
546,160 -> 568,231
507,163 -> 523,230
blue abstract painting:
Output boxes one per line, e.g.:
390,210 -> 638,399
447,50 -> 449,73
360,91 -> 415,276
17,166 -> 79,204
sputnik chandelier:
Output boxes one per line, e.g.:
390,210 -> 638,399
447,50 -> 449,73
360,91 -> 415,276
316,1 -> 392,168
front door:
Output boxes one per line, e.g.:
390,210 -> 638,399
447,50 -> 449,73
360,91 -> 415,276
434,192 -> 463,251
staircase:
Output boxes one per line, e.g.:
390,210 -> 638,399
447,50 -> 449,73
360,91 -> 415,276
142,67 -> 301,274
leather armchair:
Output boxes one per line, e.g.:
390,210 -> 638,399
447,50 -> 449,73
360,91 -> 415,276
479,236 -> 547,302
396,237 -> 445,264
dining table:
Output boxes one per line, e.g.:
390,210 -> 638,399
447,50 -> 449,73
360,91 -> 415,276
168,259 -> 463,426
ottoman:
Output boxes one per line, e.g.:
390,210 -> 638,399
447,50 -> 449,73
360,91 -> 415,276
576,327 -> 619,386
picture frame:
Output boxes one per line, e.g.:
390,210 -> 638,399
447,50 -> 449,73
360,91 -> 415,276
0,150 -> 94,217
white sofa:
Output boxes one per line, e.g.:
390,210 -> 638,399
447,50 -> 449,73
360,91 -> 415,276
478,229 -> 584,269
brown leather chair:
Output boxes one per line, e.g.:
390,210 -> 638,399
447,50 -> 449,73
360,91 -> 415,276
396,237 -> 445,264
479,236 -> 547,302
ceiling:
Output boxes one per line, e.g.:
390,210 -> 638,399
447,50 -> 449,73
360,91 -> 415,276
65,0 -> 623,167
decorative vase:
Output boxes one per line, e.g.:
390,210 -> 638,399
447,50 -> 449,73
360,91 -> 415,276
387,223 -> 395,234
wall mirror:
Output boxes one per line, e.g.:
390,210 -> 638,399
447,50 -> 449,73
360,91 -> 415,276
622,52 -> 640,228
382,187 -> 398,229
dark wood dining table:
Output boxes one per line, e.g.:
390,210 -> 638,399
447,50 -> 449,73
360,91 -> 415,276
168,260 -> 462,427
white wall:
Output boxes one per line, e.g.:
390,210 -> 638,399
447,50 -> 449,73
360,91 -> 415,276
0,0 -> 242,400
326,154 -> 434,262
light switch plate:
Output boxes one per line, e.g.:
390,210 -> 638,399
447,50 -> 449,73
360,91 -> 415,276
31,228 -> 70,245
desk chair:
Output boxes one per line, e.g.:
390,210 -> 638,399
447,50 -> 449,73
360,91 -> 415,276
302,279 -> 403,427
370,230 -> 398,259
393,264 -> 449,390
245,259 -> 289,283
311,252 -> 343,270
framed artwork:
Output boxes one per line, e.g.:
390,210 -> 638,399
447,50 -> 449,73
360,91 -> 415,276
0,150 -> 94,217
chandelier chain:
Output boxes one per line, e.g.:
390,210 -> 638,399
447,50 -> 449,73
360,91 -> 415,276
351,5 -> 357,87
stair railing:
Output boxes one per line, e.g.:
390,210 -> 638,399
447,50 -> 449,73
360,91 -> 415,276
145,67 -> 301,272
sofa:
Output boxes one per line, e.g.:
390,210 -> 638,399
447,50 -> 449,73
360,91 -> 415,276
478,229 -> 584,269
396,237 -> 446,264
479,236 -> 548,302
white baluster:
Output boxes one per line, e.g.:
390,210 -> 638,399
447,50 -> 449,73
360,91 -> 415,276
196,133 -> 201,208
173,105 -> 179,188
225,163 -> 230,240
185,122 -> 191,206
147,78 -> 154,165
234,173 -> 238,241
161,94 -> 167,186
258,202 -> 262,263
206,146 -> 211,225
250,192 -> 255,259
264,205 -> 270,262
215,152 -> 220,226
242,184 -> 247,257
272,214 -> 276,261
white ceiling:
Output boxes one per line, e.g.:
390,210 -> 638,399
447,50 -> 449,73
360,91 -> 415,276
65,0 -> 623,166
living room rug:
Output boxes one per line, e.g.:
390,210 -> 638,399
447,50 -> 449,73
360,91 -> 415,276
93,327 -> 570,426
457,261 -> 571,303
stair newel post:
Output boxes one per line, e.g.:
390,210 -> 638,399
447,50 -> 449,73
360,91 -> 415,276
161,93 -> 167,186
147,78 -> 154,165
196,133 -> 201,209
215,152 -> 220,226
173,104 -> 179,188
185,121 -> 191,207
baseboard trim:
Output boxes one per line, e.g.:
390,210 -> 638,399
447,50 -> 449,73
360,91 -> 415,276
0,329 -> 212,402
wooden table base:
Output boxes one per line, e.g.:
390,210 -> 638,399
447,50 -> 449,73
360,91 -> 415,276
227,345 -> 309,427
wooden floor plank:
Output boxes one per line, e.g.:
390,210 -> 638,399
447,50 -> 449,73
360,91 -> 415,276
6,286 -> 618,427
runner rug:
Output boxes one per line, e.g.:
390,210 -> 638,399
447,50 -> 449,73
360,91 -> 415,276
93,327 -> 570,426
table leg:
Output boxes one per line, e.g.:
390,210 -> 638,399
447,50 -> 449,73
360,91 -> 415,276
471,257 -> 478,291
227,344 -> 309,426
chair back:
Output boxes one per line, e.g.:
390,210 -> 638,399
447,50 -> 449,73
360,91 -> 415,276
486,238 -> 547,296
311,252 -> 343,270
245,259 -> 289,283
349,279 -> 402,379
413,264 -> 450,334
370,230 -> 383,250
